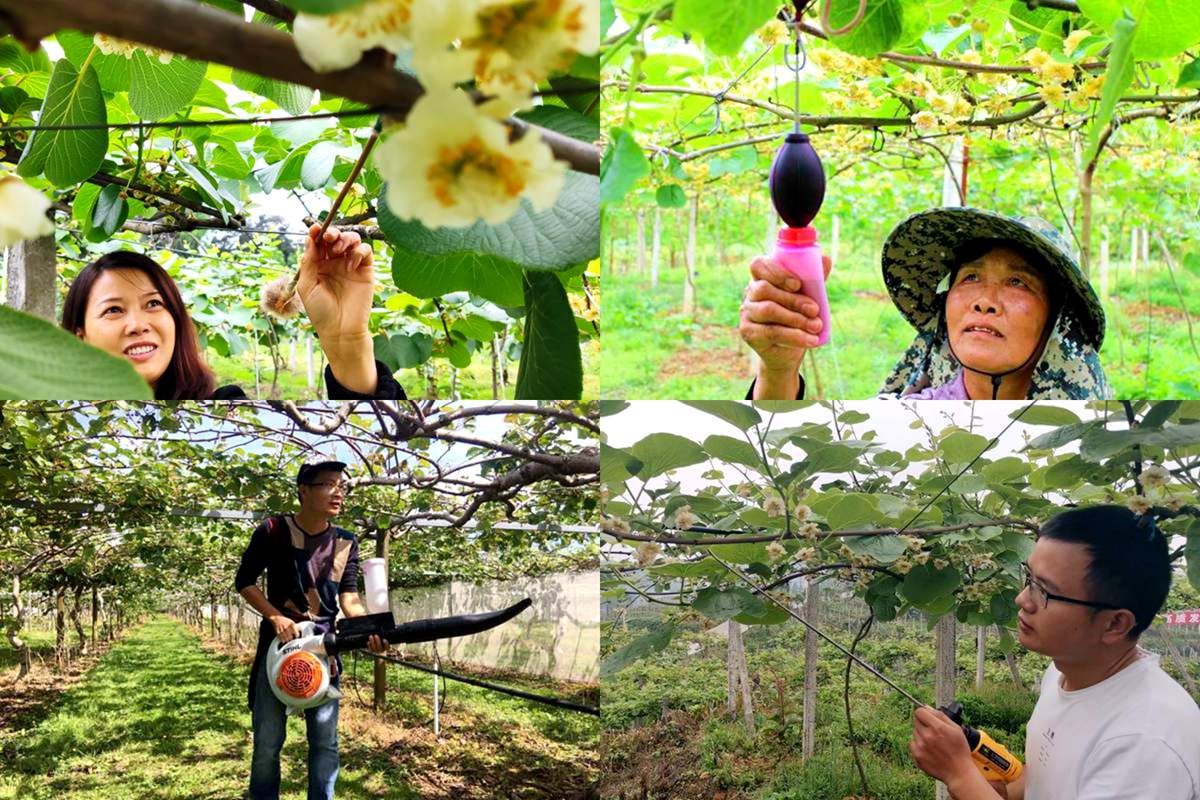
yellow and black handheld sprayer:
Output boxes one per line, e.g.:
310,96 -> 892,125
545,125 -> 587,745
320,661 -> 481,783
707,553 -> 1023,783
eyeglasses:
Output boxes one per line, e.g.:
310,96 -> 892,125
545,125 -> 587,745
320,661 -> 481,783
308,481 -> 347,493
1019,562 -> 1120,611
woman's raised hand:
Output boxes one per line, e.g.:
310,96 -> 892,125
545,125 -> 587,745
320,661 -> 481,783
738,253 -> 833,399
297,224 -> 379,394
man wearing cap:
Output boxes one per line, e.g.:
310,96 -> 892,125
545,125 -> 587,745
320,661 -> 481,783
740,207 -> 1111,400
235,460 -> 387,800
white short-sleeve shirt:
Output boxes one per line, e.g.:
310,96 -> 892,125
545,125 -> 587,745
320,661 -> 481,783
1024,650 -> 1200,800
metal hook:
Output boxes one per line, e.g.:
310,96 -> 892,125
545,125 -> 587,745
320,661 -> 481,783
1135,61 -> 1152,89
871,127 -> 884,152
707,96 -> 724,135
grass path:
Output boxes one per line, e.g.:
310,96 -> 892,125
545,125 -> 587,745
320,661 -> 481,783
0,617 -> 596,800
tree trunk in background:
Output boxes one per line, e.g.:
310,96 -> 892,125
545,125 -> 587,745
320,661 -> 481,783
1160,628 -> 1199,697
71,584 -> 87,656
802,580 -> 820,759
235,595 -> 245,648
1079,162 -> 1094,277
831,214 -> 840,266
636,208 -> 646,275
726,622 -> 755,735
999,626 -> 1024,690
1130,228 -> 1139,277
210,598 -> 218,638
226,591 -> 234,646
714,194 -> 724,266
55,587 -> 66,671
1141,226 -> 1149,264
373,533 -> 391,713
6,575 -> 31,684
5,233 -> 56,321
306,335 -> 314,390
673,207 -> 683,271
764,203 -> 775,255
651,207 -> 661,289
91,585 -> 98,651
935,614 -> 957,800
975,627 -> 986,689
1100,237 -> 1110,298
683,194 -> 697,318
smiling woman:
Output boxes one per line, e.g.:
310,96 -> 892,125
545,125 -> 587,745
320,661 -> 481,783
58,226 -> 408,401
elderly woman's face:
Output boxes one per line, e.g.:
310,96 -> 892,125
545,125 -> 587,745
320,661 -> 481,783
945,246 -> 1051,374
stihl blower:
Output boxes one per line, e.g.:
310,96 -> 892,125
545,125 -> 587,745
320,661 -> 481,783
266,557 -> 531,713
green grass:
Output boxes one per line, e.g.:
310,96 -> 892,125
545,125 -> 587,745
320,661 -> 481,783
0,616 -> 596,799
601,237 -> 1200,399
207,337 -> 599,400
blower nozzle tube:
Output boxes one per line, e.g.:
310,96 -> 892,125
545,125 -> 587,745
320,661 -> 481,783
324,598 -> 533,654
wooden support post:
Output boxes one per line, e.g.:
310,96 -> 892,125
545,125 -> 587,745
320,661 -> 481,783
934,614 -> 957,800
830,214 -> 840,267
683,194 -> 697,318
1131,228 -> 1139,278
975,626 -> 986,689
1100,237 -> 1110,299
802,579 -> 820,759
4,234 -> 56,321
635,208 -> 646,275
305,334 -> 314,389
650,207 -> 661,289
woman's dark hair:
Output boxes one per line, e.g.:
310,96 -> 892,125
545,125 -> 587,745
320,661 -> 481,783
1039,505 -> 1170,638
61,252 -> 216,400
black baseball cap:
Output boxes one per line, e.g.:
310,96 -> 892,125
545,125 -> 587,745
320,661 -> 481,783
296,460 -> 347,487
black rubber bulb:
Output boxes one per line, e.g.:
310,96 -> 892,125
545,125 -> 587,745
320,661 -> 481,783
769,132 -> 826,228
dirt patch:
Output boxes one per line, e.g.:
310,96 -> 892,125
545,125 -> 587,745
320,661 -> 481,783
658,326 -> 754,383
0,636 -> 116,741
1120,300 -> 1192,323
853,290 -> 890,302
601,711 -> 744,800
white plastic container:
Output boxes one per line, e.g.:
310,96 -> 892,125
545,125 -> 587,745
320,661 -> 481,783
362,557 -> 389,614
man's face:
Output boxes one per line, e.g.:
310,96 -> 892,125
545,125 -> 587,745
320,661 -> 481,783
300,469 -> 344,517
945,246 -> 1052,374
1016,537 -> 1112,659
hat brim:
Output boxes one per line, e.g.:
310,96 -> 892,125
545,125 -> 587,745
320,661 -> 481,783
881,207 -> 1104,349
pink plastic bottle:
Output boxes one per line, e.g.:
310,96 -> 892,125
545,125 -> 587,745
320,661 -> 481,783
773,226 -> 830,347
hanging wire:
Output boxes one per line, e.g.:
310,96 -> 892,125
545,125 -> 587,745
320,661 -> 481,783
672,44 -> 776,140
782,9 -> 808,134
0,107 -> 393,134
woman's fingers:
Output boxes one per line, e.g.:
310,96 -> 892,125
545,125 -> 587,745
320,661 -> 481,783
346,243 -> 373,274
744,279 -> 820,318
749,256 -> 803,291
331,230 -> 361,256
742,300 -> 823,334
739,318 -> 821,350
822,253 -> 833,279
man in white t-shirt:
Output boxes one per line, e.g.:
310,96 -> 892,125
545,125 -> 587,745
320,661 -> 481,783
909,504 -> 1200,799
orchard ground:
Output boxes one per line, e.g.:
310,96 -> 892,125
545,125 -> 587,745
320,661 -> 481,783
600,585 -> 1200,800
0,616 -> 599,800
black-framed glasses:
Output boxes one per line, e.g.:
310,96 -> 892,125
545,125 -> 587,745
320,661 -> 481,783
1020,562 -> 1121,611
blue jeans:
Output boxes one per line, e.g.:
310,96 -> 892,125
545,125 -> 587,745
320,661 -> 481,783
249,655 -> 341,800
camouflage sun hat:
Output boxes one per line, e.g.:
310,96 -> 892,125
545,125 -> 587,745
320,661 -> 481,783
881,207 -> 1105,350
